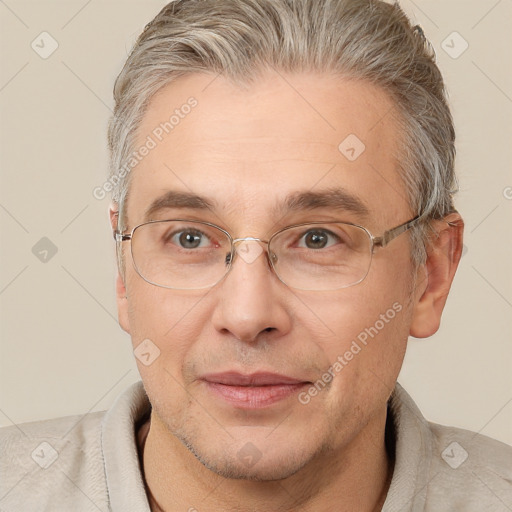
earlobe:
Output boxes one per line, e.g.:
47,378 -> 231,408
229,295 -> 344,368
409,212 -> 464,339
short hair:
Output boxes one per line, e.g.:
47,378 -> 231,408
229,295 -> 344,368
107,0 -> 459,273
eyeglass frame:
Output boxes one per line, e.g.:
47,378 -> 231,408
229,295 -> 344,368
113,212 -> 428,290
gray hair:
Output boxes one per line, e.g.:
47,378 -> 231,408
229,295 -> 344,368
107,0 -> 459,272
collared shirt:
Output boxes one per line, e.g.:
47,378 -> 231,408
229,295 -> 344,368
1,381 -> 511,511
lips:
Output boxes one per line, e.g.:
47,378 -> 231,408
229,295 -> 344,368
200,372 -> 310,408
201,371 -> 307,386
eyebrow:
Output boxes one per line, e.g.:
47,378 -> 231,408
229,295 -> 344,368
143,187 -> 370,222
276,188 -> 370,220
144,191 -> 215,221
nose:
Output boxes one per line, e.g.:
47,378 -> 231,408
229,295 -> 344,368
211,240 -> 292,343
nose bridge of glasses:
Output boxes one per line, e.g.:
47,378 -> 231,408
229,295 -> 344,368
232,236 -> 268,245
231,237 -> 275,265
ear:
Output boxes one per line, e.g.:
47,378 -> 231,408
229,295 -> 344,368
409,212 -> 464,338
110,204 -> 131,335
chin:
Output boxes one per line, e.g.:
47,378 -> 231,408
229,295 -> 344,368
174,426 -> 324,482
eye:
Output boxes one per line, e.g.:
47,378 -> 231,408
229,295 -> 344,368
168,229 -> 212,249
297,229 -> 343,250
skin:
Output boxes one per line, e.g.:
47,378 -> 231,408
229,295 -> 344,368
109,70 -> 464,511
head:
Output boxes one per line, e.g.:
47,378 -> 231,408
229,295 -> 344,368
107,0 -> 463,481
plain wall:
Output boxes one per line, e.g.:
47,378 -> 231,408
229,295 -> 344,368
1,0 -> 511,446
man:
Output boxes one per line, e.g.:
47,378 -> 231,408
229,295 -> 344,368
2,0 -> 511,510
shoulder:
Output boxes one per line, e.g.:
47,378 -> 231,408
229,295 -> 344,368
426,421 -> 512,510
429,420 -> 512,475
385,383 -> 512,512
0,410 -> 109,511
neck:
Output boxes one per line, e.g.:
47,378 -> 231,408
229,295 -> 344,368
139,408 -> 393,512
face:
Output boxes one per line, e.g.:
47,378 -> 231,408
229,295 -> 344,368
116,71 -> 423,480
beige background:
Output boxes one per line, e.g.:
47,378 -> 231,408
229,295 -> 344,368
1,0 -> 511,446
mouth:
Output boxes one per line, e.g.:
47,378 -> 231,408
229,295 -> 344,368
200,372 -> 311,408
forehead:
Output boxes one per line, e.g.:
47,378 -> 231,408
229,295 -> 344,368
126,71 -> 410,231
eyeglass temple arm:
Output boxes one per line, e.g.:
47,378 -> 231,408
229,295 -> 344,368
114,232 -> 131,242
373,215 -> 422,249
373,208 -> 460,249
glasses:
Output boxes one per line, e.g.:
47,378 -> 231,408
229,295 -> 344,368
114,215 -> 423,291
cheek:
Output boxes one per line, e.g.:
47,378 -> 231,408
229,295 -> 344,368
296,275 -> 411,391
126,280 -> 214,375
126,270 -> 195,336
126,287 -> 208,415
